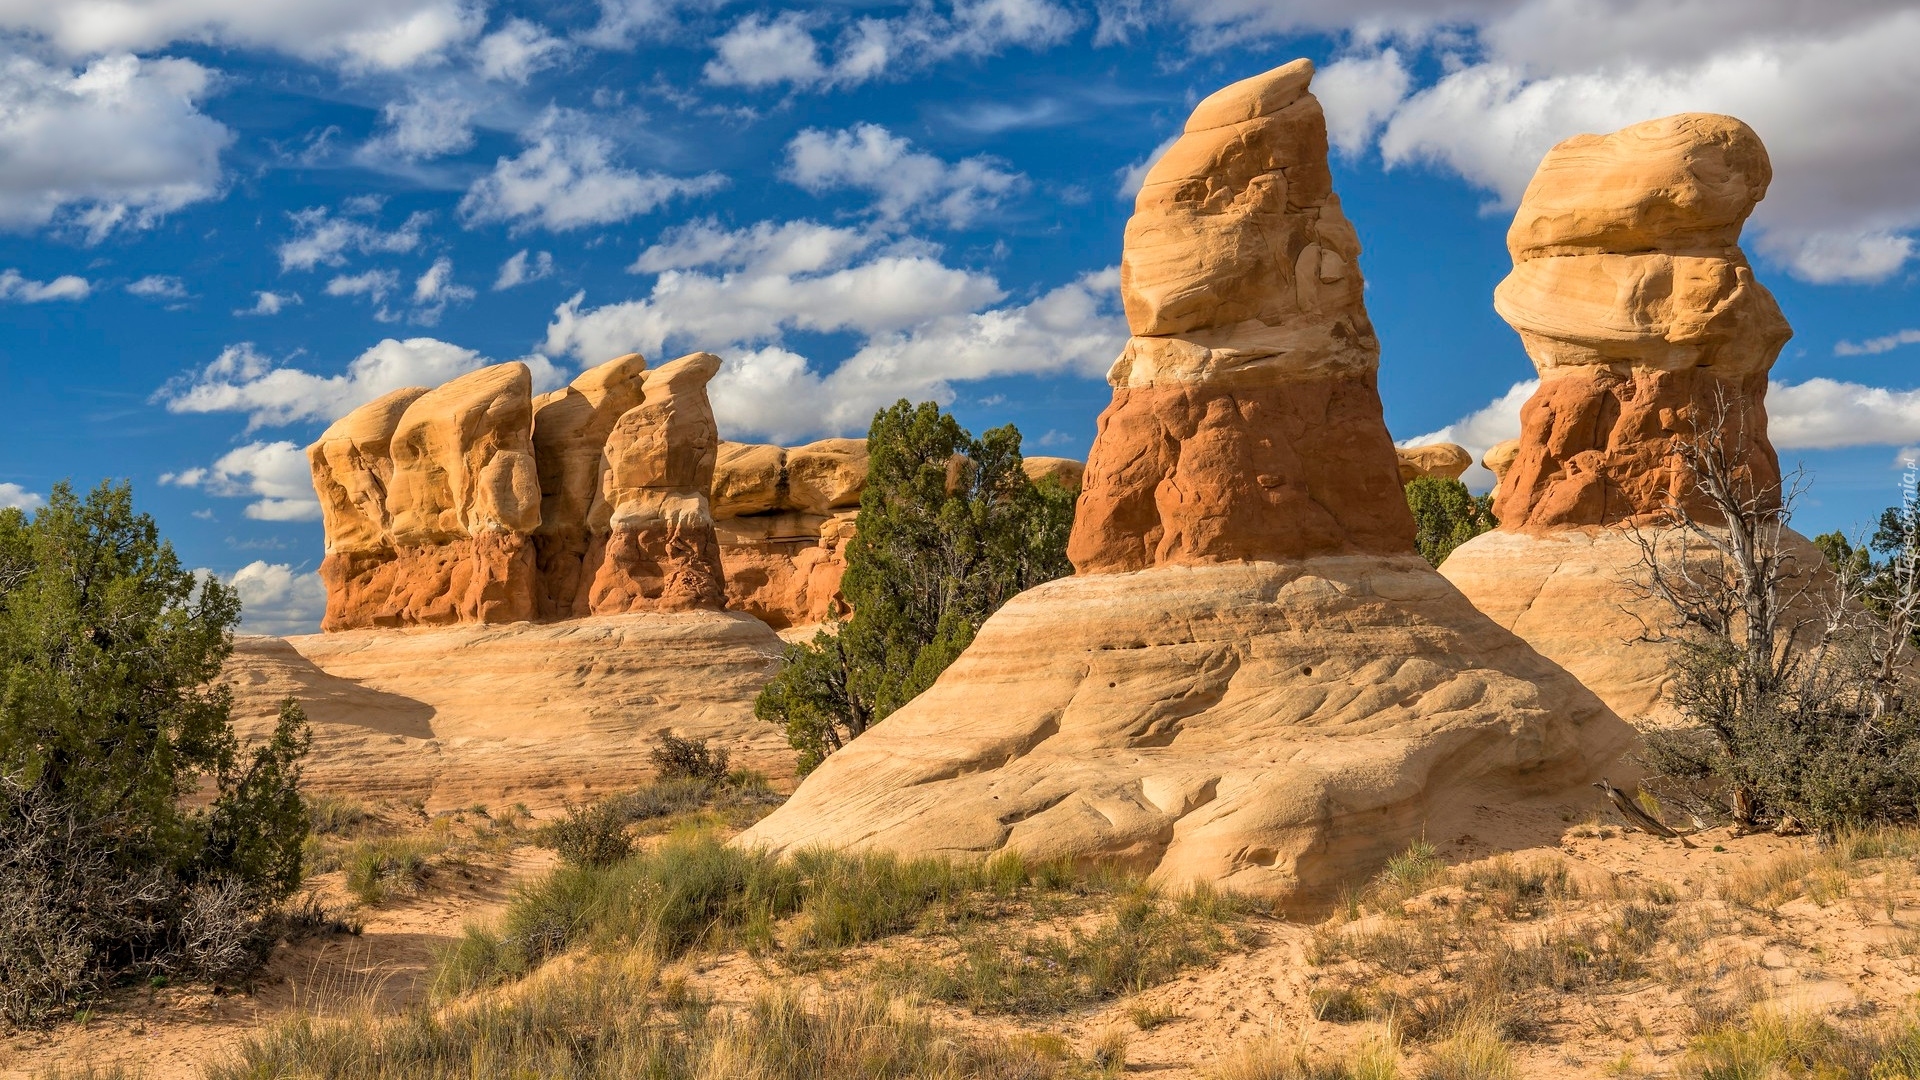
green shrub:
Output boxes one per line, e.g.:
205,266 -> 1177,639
648,731 -> 730,782
0,482 -> 310,1025
546,800 -> 633,869
1404,476 -> 1495,568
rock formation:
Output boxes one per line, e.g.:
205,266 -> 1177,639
1021,456 -> 1086,488
223,612 -> 786,808
738,60 -> 1631,908
712,438 -> 867,630
1069,59 -> 1413,573
1441,114 -> 1808,721
1397,443 -> 1472,484
1482,439 -> 1521,485
312,353 -> 728,630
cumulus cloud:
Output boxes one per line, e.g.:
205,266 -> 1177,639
1838,329 -> 1920,357
458,108 -> 727,232
358,90 -> 476,163
410,256 -> 475,324
156,337 -> 564,429
475,18 -> 570,83
0,54 -> 231,240
1115,3 -> 1920,284
0,269 -> 90,302
0,0 -> 486,71
494,249 -> 553,289
235,290 -> 299,316
783,124 -> 1025,227
127,274 -> 188,299
1115,132 -> 1179,200
224,561 -> 328,635
702,0 -> 1080,91
161,440 -> 319,521
0,483 -> 44,511
1399,379 -> 1539,492
278,204 -> 431,271
543,217 -> 1123,441
325,268 -> 400,304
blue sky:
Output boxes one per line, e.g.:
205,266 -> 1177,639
0,0 -> 1917,633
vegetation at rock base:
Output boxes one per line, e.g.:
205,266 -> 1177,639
755,400 -> 1077,773
0,480 -> 311,1026
1632,403 -> 1920,834
1403,476 -> 1496,568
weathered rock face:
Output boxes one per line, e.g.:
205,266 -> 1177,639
1490,114 -> 1790,531
1021,456 -> 1086,488
1443,114 -> 1801,722
740,60 -> 1630,907
1070,59 -> 1414,574
1397,443 -> 1472,484
1482,439 -> 1521,484
314,353 -> 729,629
581,353 -> 727,615
318,364 -> 544,630
532,353 -> 650,618
711,438 -> 869,630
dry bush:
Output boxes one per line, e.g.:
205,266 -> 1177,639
648,731 -> 731,782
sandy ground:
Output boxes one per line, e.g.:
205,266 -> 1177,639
8,792 -> 1919,1079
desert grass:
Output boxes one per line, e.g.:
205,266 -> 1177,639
1206,1030 -> 1401,1080
209,949 -> 1097,1079
885,880 -> 1253,1014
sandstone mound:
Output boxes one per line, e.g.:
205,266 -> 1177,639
314,352 -> 727,630
739,59 -> 1631,907
1442,113 -> 1805,722
224,612 -> 786,808
1397,443 -> 1472,483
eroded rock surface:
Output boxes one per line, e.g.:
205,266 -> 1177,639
740,60 -> 1629,907
1397,443 -> 1472,484
1069,58 -> 1413,574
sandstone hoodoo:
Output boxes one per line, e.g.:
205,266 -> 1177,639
738,60 -> 1631,907
1441,113 -> 1811,722
313,352 -> 729,630
712,438 -> 867,630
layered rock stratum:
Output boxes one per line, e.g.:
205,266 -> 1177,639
712,438 -> 867,630
739,59 -> 1632,907
1441,114 -> 1808,721
313,353 -> 727,630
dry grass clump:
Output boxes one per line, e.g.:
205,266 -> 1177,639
1207,1031 -> 1401,1080
541,774 -> 787,870
1722,827 -> 1920,912
1419,1021 -> 1515,1080
308,803 -> 531,907
210,950 -> 1095,1079
884,880 -> 1256,1015
1674,1006 -> 1920,1079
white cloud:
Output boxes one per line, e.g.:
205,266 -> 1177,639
325,268 -> 400,303
458,108 -> 727,232
578,0 -> 716,50
358,90 -> 475,163
1295,6 -> 1920,284
0,269 -> 90,302
224,561 -> 328,636
544,217 -> 1123,442
0,0 -> 486,71
1838,329 -> 1920,357
1399,379 -> 1539,493
494,249 -> 553,289
476,18 -> 570,83
127,274 -> 187,299
0,483 -> 44,511
1769,378 -> 1920,452
410,256 -> 475,324
235,290 -> 299,316
162,440 -> 319,521
0,54 -> 231,240
784,124 -> 1025,227
156,338 -> 565,429
278,205 -> 431,271
702,0 -> 1080,91
1314,48 -> 1411,156
1115,132 -> 1179,200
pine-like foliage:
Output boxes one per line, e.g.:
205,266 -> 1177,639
0,481 -> 310,1024
1404,475 -> 1496,567
756,402 -> 1076,773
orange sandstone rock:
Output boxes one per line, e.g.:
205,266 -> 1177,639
531,353 -> 649,617
1396,442 -> 1472,484
1069,58 -> 1412,573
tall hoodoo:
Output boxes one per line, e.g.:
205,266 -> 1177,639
531,352 -> 650,618
1490,113 -> 1790,530
738,60 -> 1629,908
1441,113 -> 1811,722
1071,59 -> 1414,572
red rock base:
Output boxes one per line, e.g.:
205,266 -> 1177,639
1495,367 -> 1779,531
1067,374 -> 1415,574
319,532 -> 538,631
719,544 -> 849,630
581,522 -> 727,615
